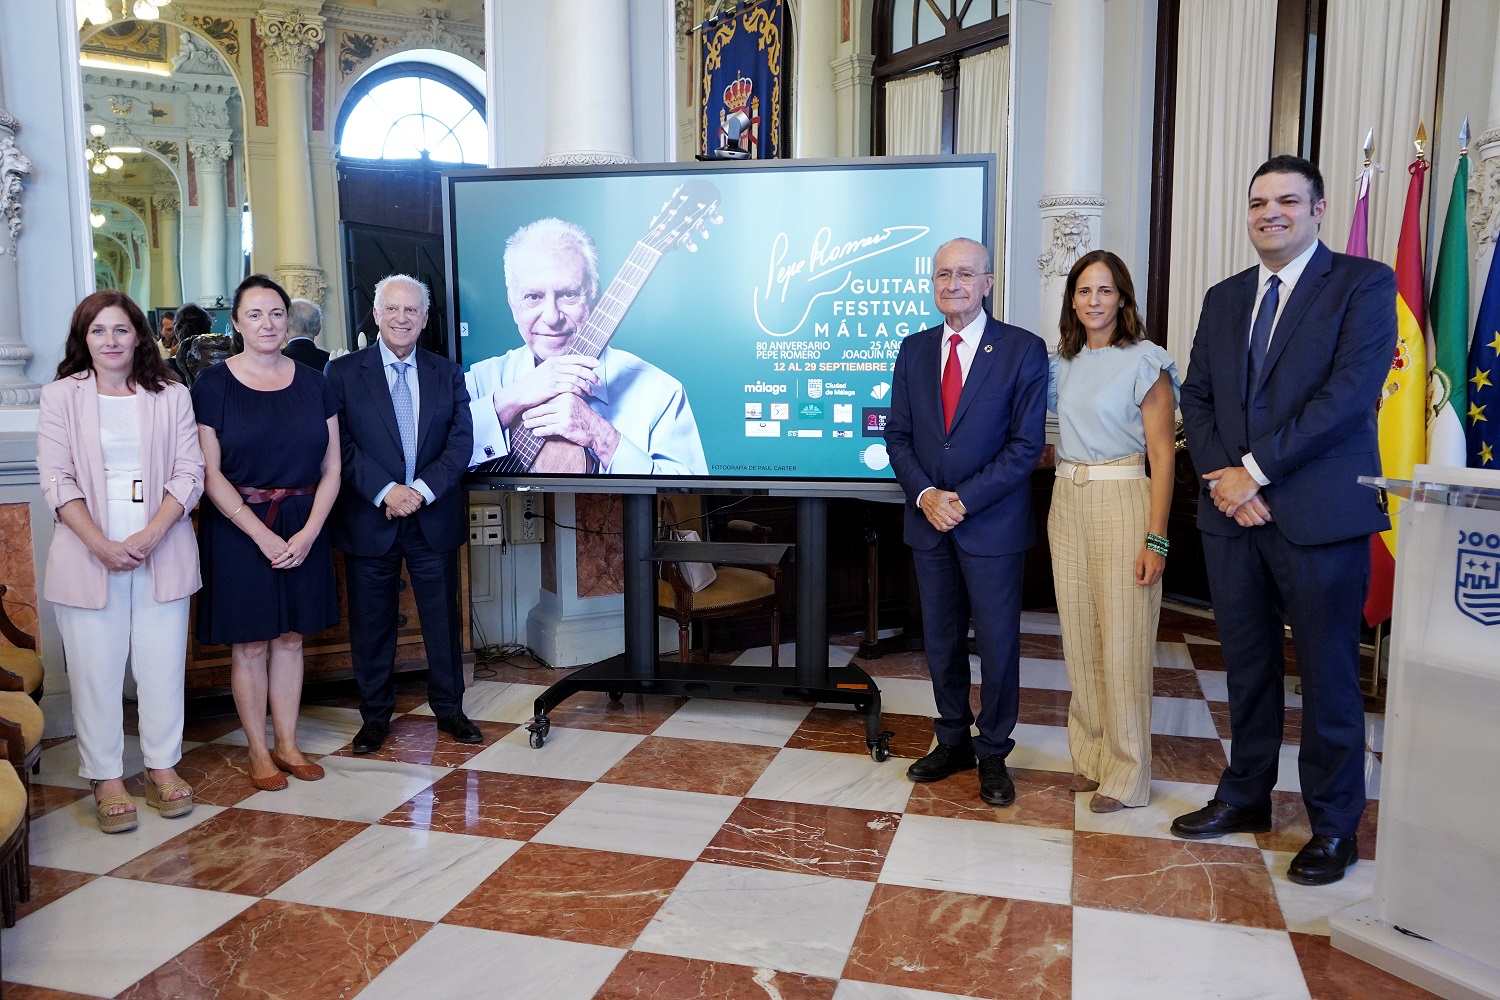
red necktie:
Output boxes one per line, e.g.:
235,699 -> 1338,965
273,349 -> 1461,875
942,333 -> 963,431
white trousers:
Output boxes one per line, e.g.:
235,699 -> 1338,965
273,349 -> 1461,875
55,497 -> 189,780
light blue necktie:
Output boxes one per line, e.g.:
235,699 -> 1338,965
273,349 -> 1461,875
391,360 -> 416,485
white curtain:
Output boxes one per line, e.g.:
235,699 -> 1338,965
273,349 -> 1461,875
1318,0 -> 1443,269
1166,0 -> 1278,371
884,70 -> 943,156
957,44 -> 1011,311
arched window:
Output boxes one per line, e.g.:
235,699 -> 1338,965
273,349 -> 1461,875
337,63 -> 488,164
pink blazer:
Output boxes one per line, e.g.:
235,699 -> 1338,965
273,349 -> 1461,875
37,372 -> 205,609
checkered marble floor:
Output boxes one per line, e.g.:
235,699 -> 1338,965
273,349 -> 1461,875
5,605 -> 1433,999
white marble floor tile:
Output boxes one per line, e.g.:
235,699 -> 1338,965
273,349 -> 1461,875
238,754 -> 447,823
1018,657 -> 1073,691
359,924 -> 625,1000
748,748 -> 916,813
1019,610 -> 1063,635
35,734 -> 146,790
1197,669 -> 1230,703
1263,849 -> 1378,936
1183,633 -> 1220,646
269,825 -> 522,921
28,798 -> 226,874
635,861 -> 876,979
462,725 -> 643,782
1072,779 -> 1260,848
412,679 -> 551,723
1364,749 -> 1382,799
1150,696 -> 1220,738
1283,678 -> 1305,708
878,813 -> 1073,904
2,876 -> 256,996
1071,906 -> 1311,1000
532,783 -> 741,861
651,698 -> 812,747
218,704 -> 364,754
1154,640 -> 1195,670
1005,722 -> 1073,774
730,643 -> 859,667
833,983 -> 975,1000
846,676 -> 937,720
1365,711 -> 1385,753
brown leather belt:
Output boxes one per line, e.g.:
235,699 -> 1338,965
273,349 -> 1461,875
236,484 -> 316,528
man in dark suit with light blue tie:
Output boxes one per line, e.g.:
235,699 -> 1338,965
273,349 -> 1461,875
885,237 -> 1048,807
1173,156 -> 1396,886
326,274 -> 477,754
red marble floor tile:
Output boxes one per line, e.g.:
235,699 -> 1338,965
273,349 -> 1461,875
1160,608 -> 1218,639
327,715 -> 512,766
116,899 -> 429,1000
1018,687 -> 1072,727
906,766 -> 1076,830
784,709 -> 933,760
544,691 -> 689,735
844,883 -> 1071,998
151,742 -> 264,808
1154,667 -> 1206,699
108,809 -> 364,896
700,798 -> 901,880
1291,932 -> 1442,999
28,782 -> 89,820
598,736 -> 778,796
443,842 -> 691,948
1256,793 -> 1380,860
1,985 -> 102,1000
1187,642 -> 1229,671
1072,830 -> 1283,929
15,866 -> 96,921
1151,734 -> 1229,784
381,768 -> 590,839
851,649 -> 933,680
1207,702 -> 1303,746
596,954 -> 838,999
179,714 -> 246,744
1020,633 -> 1067,659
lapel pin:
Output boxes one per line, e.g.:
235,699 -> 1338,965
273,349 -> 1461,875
983,345 -> 993,353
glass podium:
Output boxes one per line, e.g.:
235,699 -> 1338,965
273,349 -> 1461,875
1330,465 -> 1500,999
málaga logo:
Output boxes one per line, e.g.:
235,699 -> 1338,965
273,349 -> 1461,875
1455,530 -> 1500,626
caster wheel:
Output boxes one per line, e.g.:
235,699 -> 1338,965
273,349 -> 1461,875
607,691 -> 624,704
870,742 -> 889,762
529,729 -> 545,749
526,715 -> 550,749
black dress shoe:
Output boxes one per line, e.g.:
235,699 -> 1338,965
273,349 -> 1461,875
1170,798 -> 1273,839
436,713 -> 483,744
352,720 -> 388,755
977,756 -> 1015,807
1288,835 -> 1358,886
906,743 -> 976,783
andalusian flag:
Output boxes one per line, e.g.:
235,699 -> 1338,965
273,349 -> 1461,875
1428,138 -> 1470,467
1469,242 -> 1500,469
1365,152 -> 1430,627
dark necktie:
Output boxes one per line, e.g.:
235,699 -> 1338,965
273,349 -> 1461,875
941,333 -> 963,432
1246,274 -> 1280,398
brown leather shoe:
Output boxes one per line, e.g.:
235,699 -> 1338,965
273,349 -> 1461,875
249,769 -> 289,792
271,753 -> 325,781
1089,794 -> 1124,813
1070,774 -> 1100,793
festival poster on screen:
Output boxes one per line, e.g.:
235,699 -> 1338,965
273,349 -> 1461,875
448,157 -> 992,485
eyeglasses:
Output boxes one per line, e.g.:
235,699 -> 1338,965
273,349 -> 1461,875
933,269 -> 990,284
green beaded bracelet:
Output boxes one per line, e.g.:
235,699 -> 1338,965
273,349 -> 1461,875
1145,532 -> 1170,556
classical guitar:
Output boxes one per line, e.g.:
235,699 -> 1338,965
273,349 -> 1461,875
475,180 -> 722,475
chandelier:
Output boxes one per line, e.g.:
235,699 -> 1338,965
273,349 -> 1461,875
78,0 -> 175,26
86,124 -> 124,175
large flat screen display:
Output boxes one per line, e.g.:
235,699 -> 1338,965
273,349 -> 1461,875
446,155 -> 994,495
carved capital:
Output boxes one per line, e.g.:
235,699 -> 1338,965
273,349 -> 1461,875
154,194 -> 181,216
275,263 -> 326,306
538,151 -> 637,167
1036,210 -> 1094,278
1470,153 -> 1500,248
189,138 -> 233,169
1038,194 -> 1107,211
0,108 -> 19,133
1,130 -> 33,258
259,8 -> 327,74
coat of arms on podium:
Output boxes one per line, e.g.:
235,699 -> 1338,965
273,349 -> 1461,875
1455,532 -> 1500,626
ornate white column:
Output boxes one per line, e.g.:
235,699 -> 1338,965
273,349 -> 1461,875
190,139 -> 231,305
1470,14 -> 1500,281
154,194 -> 182,308
0,103 -> 40,406
540,0 -> 636,165
795,0 -> 839,158
1035,0 -> 1106,351
259,6 -> 327,303
831,53 -> 874,157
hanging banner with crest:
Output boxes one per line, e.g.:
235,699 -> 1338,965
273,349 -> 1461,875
699,0 -> 787,159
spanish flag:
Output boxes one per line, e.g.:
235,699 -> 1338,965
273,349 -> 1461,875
1365,154 -> 1430,626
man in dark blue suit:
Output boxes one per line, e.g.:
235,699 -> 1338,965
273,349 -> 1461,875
326,274 -> 477,754
885,237 -> 1048,807
1174,156 -> 1396,885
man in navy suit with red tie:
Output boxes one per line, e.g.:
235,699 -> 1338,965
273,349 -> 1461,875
885,237 -> 1048,807
1173,156 -> 1396,886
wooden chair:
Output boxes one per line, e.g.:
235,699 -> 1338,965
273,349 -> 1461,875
0,714 -> 32,927
656,498 -> 784,667
0,585 -> 43,703
0,692 -> 41,782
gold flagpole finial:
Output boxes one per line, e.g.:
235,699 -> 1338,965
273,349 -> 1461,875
1414,121 -> 1428,159
1362,127 -> 1374,168
1460,115 -> 1471,156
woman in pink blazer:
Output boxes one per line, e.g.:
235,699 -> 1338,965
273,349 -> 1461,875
37,290 -> 205,833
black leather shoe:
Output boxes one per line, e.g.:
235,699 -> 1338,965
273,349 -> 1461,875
352,720 -> 388,755
436,713 -> 483,744
977,756 -> 1016,807
1287,835 -> 1358,886
1170,798 -> 1273,839
906,743 -> 976,783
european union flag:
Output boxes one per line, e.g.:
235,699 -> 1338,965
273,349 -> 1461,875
1470,248 -> 1500,468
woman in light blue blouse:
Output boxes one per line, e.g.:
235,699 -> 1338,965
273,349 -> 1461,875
1048,250 -> 1179,813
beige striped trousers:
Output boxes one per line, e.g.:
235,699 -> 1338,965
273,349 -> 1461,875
1047,453 -> 1160,806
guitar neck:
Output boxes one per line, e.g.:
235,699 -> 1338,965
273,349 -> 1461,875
511,241 -> 663,467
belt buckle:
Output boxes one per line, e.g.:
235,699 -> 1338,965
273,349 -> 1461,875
132,479 -> 144,503
1071,463 -> 1089,486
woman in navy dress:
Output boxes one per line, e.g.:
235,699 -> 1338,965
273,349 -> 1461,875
193,274 -> 341,791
